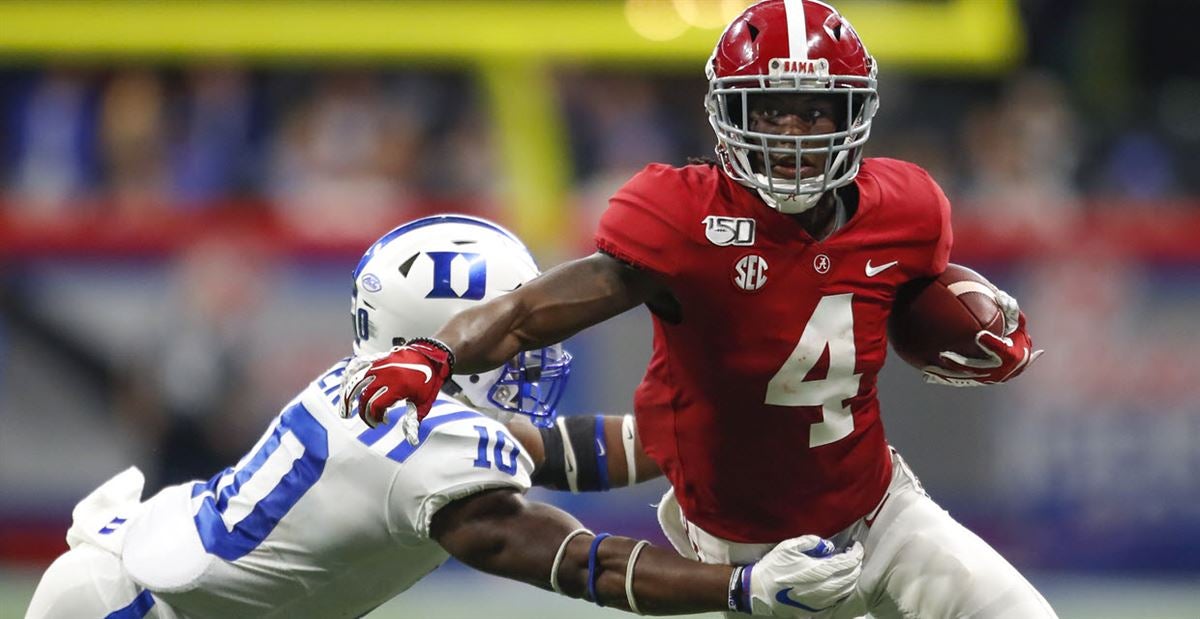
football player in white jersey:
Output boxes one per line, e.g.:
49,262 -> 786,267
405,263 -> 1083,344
26,215 -> 864,619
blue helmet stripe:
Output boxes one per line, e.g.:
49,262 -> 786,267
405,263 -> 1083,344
352,214 -> 528,280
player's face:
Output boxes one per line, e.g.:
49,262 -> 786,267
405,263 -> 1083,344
746,93 -> 842,179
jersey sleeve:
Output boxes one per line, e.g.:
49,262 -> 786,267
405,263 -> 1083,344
596,163 -> 691,277
925,172 -> 953,277
388,412 -> 534,539
888,160 -> 953,278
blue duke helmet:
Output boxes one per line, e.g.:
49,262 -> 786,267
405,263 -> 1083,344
350,214 -> 571,427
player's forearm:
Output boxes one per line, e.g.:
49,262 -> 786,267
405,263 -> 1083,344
434,253 -> 654,374
434,491 -> 734,616
433,292 -> 532,374
554,532 -> 733,615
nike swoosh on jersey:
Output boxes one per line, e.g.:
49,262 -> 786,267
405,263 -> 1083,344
374,362 -> 433,383
865,259 -> 899,277
596,438 -> 606,457
774,588 -> 831,612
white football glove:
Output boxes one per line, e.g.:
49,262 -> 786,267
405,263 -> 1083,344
745,536 -> 863,617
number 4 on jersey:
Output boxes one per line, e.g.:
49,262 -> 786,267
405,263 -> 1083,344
764,294 -> 862,447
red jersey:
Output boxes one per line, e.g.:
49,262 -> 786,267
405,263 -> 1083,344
595,158 -> 952,542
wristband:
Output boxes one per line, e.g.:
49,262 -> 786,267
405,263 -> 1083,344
739,562 -> 755,613
625,540 -> 650,614
727,565 -> 744,612
586,533 -> 612,606
407,337 -> 456,372
550,528 -> 592,594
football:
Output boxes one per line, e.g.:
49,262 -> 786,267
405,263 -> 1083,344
888,263 -> 1005,369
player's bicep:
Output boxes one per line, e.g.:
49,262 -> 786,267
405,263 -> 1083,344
389,415 -> 533,537
431,488 -> 582,588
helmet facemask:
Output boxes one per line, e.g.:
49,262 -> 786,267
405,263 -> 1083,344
446,344 -> 571,428
706,57 -> 879,214
478,345 -> 572,427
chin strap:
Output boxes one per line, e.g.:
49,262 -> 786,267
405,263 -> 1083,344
756,184 -> 823,213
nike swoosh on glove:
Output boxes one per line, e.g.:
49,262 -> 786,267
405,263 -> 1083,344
340,340 -> 454,428
745,536 -> 863,617
923,311 -> 1043,387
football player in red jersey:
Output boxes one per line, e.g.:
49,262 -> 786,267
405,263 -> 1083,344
343,1 -> 1052,617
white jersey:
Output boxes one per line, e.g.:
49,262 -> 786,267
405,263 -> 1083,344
119,358 -> 533,618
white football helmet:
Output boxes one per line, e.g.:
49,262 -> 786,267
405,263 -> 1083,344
351,214 -> 571,427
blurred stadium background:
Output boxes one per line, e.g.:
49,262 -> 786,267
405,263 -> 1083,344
0,0 -> 1197,617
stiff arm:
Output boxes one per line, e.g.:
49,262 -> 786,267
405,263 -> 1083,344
431,488 -> 729,615
436,252 -> 664,374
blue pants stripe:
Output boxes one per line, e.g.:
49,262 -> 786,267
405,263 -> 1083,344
105,589 -> 155,618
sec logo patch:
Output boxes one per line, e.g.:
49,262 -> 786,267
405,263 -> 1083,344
733,254 -> 768,291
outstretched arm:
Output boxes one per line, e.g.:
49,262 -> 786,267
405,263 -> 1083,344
341,252 -> 670,427
432,489 -> 863,616
431,488 -> 730,615
436,252 -> 663,374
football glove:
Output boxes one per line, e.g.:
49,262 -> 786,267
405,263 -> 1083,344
923,309 -> 1043,387
340,339 -> 454,428
744,536 -> 863,617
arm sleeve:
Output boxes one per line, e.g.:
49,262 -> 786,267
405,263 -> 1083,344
596,164 -> 689,277
389,415 -> 534,539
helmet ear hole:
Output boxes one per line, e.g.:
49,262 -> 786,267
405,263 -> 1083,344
468,374 -> 481,384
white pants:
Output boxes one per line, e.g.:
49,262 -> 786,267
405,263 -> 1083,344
658,450 -> 1057,619
25,467 -> 178,619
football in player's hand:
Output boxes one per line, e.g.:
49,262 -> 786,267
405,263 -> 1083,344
888,264 -> 1005,369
